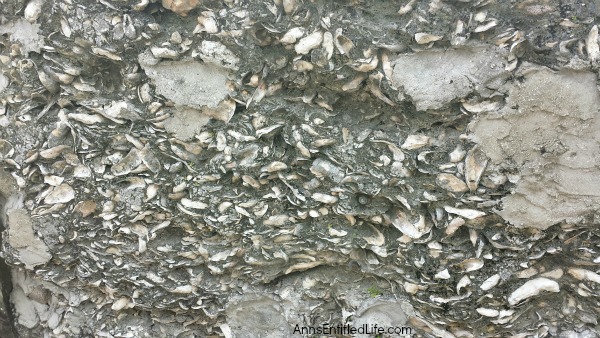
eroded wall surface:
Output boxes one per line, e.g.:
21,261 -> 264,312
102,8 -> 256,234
1,0 -> 600,337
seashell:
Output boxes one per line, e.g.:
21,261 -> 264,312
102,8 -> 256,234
111,297 -> 132,311
322,31 -> 334,60
282,0 -> 296,14
73,165 -> 92,178
476,308 -> 499,317
445,217 -> 465,236
39,145 -> 70,159
401,135 -> 430,150
461,100 -> 500,113
44,183 -> 75,204
473,20 -> 497,33
68,113 -> 104,124
195,11 -> 218,34
444,206 -> 485,219
151,47 -> 179,59
162,0 -> 199,16
480,274 -> 500,291
74,200 -> 96,217
44,175 -> 64,186
261,161 -> 288,172
280,27 -> 305,44
414,33 -> 442,44
507,278 -> 560,305
464,145 -> 488,191
91,47 -> 122,61
567,268 -> 600,283
60,16 -> 72,38
171,285 -> 195,294
295,31 -> 323,55
180,198 -> 208,210
112,148 -> 141,176
474,11 -> 487,22
436,173 -> 468,193
24,0 -> 44,22
293,60 -> 313,72
456,258 -> 484,272
341,74 -> 367,92
334,28 -> 354,55
311,139 -> 336,148
263,215 -> 289,226
398,0 -> 416,15
457,275 -> 471,293
391,210 -> 430,239
311,192 -> 338,204
449,145 -> 466,163
588,25 -> 600,62
435,269 -> 451,279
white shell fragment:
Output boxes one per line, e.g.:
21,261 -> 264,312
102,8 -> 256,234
436,174 -> 468,193
180,198 -> 208,210
444,206 -> 485,219
44,183 -> 75,204
311,193 -> 338,204
587,25 -> 600,62
281,27 -> 305,44
476,308 -> 499,317
295,31 -> 323,55
567,268 -> 600,284
507,278 -> 560,305
401,135 -> 430,150
415,33 -> 442,44
480,274 -> 501,291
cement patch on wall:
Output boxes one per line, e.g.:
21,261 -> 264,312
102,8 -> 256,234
471,67 -> 600,229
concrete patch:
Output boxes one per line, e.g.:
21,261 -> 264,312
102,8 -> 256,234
140,59 -> 230,110
391,46 -> 508,111
471,68 -> 600,229
0,19 -> 44,55
226,296 -> 291,338
6,209 -> 51,269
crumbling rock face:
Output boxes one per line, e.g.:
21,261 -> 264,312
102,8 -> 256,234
1,0 -> 600,337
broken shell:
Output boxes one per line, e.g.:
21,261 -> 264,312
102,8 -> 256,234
334,28 -> 354,55
44,183 -> 75,204
280,27 -> 305,44
464,145 -> 488,191
480,274 -> 500,291
567,268 -> 600,284
401,135 -> 430,150
261,161 -> 288,173
507,278 -> 560,305
415,33 -> 442,44
180,198 -> 208,210
162,0 -> 199,16
444,206 -> 485,219
295,31 -> 323,55
476,308 -> 499,317
456,258 -> 484,272
24,0 -> 44,22
436,174 -> 468,193
311,193 -> 338,204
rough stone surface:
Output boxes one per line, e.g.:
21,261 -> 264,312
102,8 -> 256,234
1,0 -> 600,337
391,46 -> 508,111
6,209 -> 51,269
471,68 -> 600,229
140,58 -> 230,110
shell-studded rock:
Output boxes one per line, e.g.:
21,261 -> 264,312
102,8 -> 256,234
0,0 -> 598,337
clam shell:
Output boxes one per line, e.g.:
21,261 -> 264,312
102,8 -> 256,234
295,31 -> 323,55
507,278 -> 560,305
44,183 -> 75,204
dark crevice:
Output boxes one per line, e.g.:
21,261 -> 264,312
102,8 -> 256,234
0,193 -> 17,338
